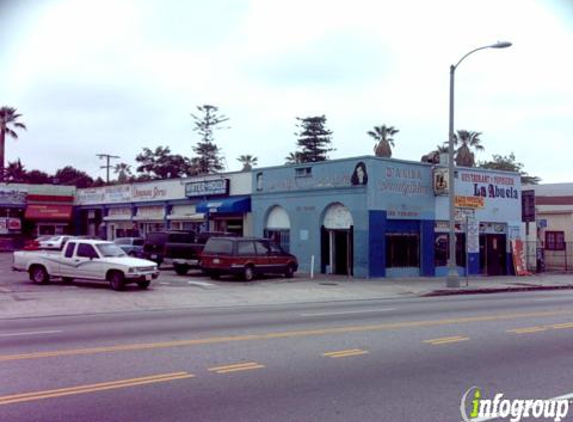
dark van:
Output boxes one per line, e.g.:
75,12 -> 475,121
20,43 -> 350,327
142,230 -> 195,267
200,237 -> 298,281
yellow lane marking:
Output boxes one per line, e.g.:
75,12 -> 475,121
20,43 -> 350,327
507,327 -> 547,334
0,372 -> 194,406
551,322 -> 573,330
507,321 -> 573,334
423,336 -> 470,345
208,362 -> 265,374
323,349 -> 369,358
2,310 -> 572,362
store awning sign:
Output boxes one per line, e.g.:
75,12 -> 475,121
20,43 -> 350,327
185,179 -> 229,197
25,204 -> 73,220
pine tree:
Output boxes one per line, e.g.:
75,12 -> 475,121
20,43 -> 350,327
191,105 -> 229,174
294,115 -> 334,163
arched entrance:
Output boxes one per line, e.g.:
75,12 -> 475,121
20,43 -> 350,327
321,203 -> 353,276
264,206 -> 291,251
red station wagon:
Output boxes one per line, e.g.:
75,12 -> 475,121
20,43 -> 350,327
200,237 -> 298,281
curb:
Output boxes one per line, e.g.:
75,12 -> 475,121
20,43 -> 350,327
422,284 -> 573,297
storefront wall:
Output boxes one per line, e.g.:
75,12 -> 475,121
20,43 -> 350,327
434,167 -> 522,276
75,172 -> 253,239
252,157 -> 521,279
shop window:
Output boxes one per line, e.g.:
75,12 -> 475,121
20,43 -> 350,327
264,229 -> 290,252
434,233 -> 467,267
545,231 -> 565,251
386,234 -> 419,268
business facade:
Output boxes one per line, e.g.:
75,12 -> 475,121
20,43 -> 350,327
75,172 -> 253,240
0,184 -> 76,238
251,156 -> 522,278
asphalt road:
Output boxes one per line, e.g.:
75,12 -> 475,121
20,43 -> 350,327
1,290 -> 573,422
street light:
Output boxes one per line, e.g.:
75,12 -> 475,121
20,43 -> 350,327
446,41 -> 512,288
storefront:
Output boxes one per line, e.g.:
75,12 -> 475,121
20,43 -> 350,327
252,156 -> 521,279
75,172 -> 253,239
0,187 -> 27,237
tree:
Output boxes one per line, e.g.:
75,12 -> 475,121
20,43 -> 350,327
114,162 -> 132,183
454,130 -> 484,167
54,166 -> 94,188
421,143 -> 448,164
284,151 -> 302,165
191,104 -> 229,174
479,152 -> 541,185
294,115 -> 334,163
135,146 -> 195,179
237,155 -> 258,171
368,125 -> 399,158
4,159 -> 27,183
26,169 -> 53,184
0,107 -> 27,181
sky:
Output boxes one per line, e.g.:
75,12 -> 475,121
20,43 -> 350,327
1,0 -> 572,183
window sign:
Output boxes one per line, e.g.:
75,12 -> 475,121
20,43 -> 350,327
185,179 -> 229,197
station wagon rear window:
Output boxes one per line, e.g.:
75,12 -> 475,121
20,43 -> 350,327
203,239 -> 233,254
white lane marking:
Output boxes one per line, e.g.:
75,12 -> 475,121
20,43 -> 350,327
470,391 -> 573,421
187,281 -> 215,287
0,330 -> 62,338
301,308 -> 396,317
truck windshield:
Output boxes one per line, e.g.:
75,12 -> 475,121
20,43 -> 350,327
96,244 -> 127,258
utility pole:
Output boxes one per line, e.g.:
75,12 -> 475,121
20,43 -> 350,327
96,154 -> 120,183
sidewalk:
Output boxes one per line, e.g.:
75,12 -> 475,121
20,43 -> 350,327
1,271 -> 573,319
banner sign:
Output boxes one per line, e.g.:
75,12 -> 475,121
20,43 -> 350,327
185,179 -> 229,197
510,239 -> 532,276
521,189 -> 535,222
455,195 -> 485,209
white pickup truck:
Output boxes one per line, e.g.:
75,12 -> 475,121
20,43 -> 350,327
13,239 -> 159,291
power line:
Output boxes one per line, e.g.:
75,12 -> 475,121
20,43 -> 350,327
96,153 -> 120,183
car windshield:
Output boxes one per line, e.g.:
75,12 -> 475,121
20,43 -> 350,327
96,243 -> 127,258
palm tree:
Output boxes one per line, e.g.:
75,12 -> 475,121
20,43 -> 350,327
284,151 -> 302,165
113,162 -> 132,183
4,159 -> 27,183
0,107 -> 27,181
237,155 -> 258,171
368,125 -> 399,158
454,130 -> 484,167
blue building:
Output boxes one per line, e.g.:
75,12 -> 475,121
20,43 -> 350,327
251,156 -> 522,278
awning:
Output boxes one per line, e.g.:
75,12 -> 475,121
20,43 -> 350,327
167,213 -> 205,221
25,204 -> 73,221
196,197 -> 251,214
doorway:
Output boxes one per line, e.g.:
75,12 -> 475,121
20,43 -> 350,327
321,226 -> 353,276
479,234 -> 507,275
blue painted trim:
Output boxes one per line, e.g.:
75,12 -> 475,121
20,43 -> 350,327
368,210 -> 386,278
386,267 -> 420,278
421,220 -> 435,276
468,252 -> 480,275
386,219 -> 419,233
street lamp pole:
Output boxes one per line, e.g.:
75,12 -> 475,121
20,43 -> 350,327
446,41 -> 512,288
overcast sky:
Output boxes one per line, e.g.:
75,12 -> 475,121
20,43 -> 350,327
1,0 -> 571,183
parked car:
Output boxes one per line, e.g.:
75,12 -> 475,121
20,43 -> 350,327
114,237 -> 144,257
36,235 -> 76,250
200,237 -> 298,281
142,230 -> 236,274
12,239 -> 159,291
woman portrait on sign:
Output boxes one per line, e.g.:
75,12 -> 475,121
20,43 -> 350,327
351,161 -> 368,186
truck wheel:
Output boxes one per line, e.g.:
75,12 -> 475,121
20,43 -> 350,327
173,263 -> 189,276
243,265 -> 254,281
30,266 -> 49,284
284,263 -> 296,279
137,280 -> 150,289
109,271 -> 125,291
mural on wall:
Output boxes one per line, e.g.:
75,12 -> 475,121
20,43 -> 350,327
350,162 -> 368,186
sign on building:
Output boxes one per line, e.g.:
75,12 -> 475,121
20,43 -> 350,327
185,179 -> 229,197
